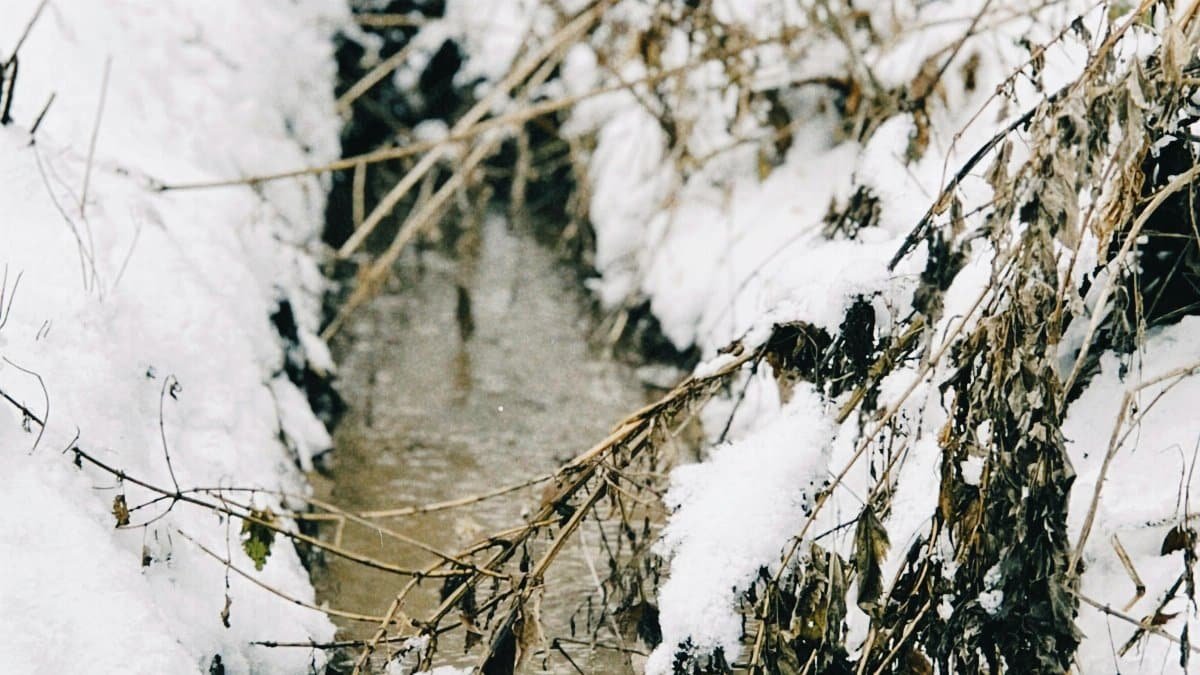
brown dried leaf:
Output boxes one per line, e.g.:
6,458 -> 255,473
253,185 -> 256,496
905,646 -> 935,674
515,589 -> 546,670
853,506 -> 890,613
462,611 -> 485,652
984,139 -> 1013,194
908,108 -> 931,162
112,494 -> 130,527
616,600 -> 662,647
1150,611 -> 1179,627
220,594 -> 231,628
909,52 -> 945,103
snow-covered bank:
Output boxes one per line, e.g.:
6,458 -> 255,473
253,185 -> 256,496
0,2 -> 346,672
405,0 -> 1200,672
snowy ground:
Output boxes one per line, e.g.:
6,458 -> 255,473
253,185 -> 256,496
0,1 -> 346,672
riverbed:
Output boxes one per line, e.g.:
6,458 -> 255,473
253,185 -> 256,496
312,215 -> 649,672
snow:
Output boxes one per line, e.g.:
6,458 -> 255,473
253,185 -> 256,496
649,386 -> 833,672
1066,317 -> 1200,672
0,1 -> 346,672
978,564 -> 1005,616
402,0 -> 1199,670
528,2 -> 1107,666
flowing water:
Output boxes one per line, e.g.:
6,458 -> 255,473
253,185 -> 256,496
312,215 -> 649,672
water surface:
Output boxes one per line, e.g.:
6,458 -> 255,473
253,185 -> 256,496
312,215 -> 648,672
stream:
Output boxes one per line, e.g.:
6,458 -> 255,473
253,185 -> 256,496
311,214 -> 649,672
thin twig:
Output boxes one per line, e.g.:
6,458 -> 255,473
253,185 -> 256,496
351,160 -> 366,229
33,146 -> 96,290
1061,166 -> 1200,399
1079,593 -> 1200,655
0,419 -> 470,579
159,375 -> 182,492
1110,534 -> 1146,612
80,56 -> 112,218
321,138 -> 497,340
28,91 -> 53,136
0,383 -> 43,426
356,471 -> 556,518
335,1 -> 606,261
252,634 -> 416,649
1069,359 -> 1200,573
0,265 -> 22,332
2,356 -> 48,453
177,529 -> 387,624
154,31 -> 785,193
354,13 -> 427,29
6,0 -> 49,63
0,56 -> 17,126
298,493 -> 506,578
337,40 -> 419,113
352,349 -> 758,672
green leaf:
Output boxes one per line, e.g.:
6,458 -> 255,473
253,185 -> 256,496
240,508 -> 276,571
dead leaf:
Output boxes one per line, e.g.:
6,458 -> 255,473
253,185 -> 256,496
1161,525 -> 1195,555
481,620 -> 516,675
853,507 -> 890,613
1150,611 -> 1179,626
220,594 -> 231,628
112,494 -> 130,527
515,588 -> 546,670
905,646 -> 934,674
462,611 -> 485,652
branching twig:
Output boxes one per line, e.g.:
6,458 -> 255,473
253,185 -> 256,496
1070,359 -> 1200,573
1080,592 -> 1200,655
33,146 -> 97,291
350,347 -> 759,672
2,356 -> 48,453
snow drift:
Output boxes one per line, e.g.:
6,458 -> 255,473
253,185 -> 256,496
0,1 -> 346,672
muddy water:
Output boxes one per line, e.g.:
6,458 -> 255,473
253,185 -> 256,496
312,215 -> 647,672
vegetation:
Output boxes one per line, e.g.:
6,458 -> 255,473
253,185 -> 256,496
6,0 -> 1198,673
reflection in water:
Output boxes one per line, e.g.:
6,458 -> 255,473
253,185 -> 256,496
455,285 -> 475,342
313,215 -> 647,672
451,346 -> 472,405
